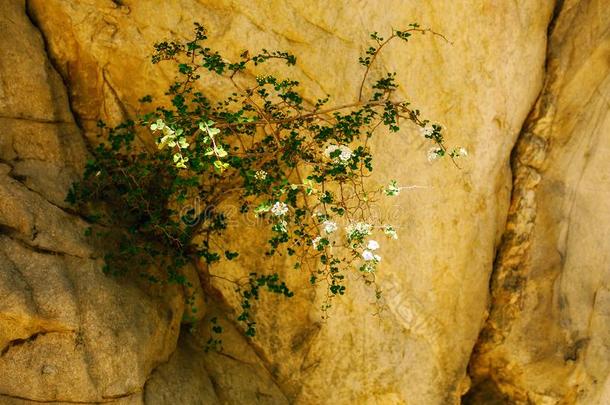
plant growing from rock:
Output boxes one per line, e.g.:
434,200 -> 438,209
68,23 -> 462,337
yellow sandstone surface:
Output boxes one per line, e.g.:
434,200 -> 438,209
0,0 -> 607,404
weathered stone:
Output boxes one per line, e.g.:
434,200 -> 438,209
24,0 -> 557,403
0,235 -> 183,402
193,310 -> 289,405
0,1 -> 183,402
468,0 -> 610,403
0,0 -> 607,404
144,333 -> 220,405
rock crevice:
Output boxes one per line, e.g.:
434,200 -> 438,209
466,0 -> 610,403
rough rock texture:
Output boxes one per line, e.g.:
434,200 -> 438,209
23,0 -> 555,403
143,313 -> 289,405
0,0 -> 183,403
467,0 -> 610,403
0,0 -> 607,404
143,333 -> 220,405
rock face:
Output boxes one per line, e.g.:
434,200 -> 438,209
0,1 -> 182,403
468,0 -> 610,403
0,0 -> 607,404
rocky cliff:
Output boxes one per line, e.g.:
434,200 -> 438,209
0,0 -> 607,404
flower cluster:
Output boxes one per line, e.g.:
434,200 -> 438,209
360,239 -> 382,272
385,180 -> 400,196
254,170 -> 267,181
420,124 -> 468,163
420,125 -> 434,138
312,236 -> 325,250
346,222 -> 373,245
383,225 -> 398,239
322,220 -> 338,234
324,144 -> 353,165
271,201 -> 289,217
309,219 -> 388,274
449,147 -> 469,159
427,146 -> 443,162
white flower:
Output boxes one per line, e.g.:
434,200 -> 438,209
271,201 -> 289,216
362,249 -> 381,263
254,170 -> 267,180
362,250 -> 375,261
449,147 -> 469,159
323,144 -> 339,158
338,145 -> 352,161
385,180 -> 400,196
427,147 -> 442,162
324,144 -> 352,164
346,222 -> 372,241
419,125 -> 433,138
312,236 -> 322,249
383,225 -> 398,239
367,240 -> 380,251
322,220 -> 338,234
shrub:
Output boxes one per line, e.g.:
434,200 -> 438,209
68,23 -> 463,337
